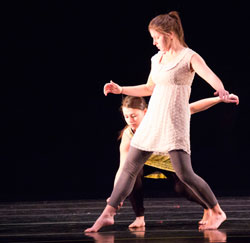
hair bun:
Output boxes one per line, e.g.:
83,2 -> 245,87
168,11 -> 180,20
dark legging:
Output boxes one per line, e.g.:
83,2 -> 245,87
108,146 -> 217,209
169,150 -> 217,208
173,173 -> 208,209
128,169 -> 207,217
128,167 -> 145,217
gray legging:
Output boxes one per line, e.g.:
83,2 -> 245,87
108,146 -> 217,209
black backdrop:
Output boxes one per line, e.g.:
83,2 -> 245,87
0,1 -> 249,201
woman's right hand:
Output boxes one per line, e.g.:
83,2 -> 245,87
214,89 -> 229,102
103,80 -> 122,96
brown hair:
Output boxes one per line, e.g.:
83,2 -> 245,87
148,11 -> 187,47
121,95 -> 147,111
118,96 -> 147,140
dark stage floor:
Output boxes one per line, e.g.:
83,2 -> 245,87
0,197 -> 250,242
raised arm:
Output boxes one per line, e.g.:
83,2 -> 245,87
190,94 -> 239,115
103,75 -> 155,97
190,53 -> 229,101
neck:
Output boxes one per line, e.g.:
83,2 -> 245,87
165,39 -> 184,54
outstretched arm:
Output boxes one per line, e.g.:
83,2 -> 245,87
113,131 -> 131,187
191,54 -> 229,101
190,94 -> 239,115
103,75 -> 155,97
106,130 -> 131,207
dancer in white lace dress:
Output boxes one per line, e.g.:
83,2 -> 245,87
85,11 -> 229,232
114,95 -> 238,228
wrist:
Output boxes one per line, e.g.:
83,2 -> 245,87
217,98 -> 224,104
217,96 -> 223,103
120,86 -> 123,94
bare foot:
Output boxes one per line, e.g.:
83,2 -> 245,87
129,216 -> 145,228
199,205 -> 226,230
84,205 -> 116,232
199,209 -> 211,225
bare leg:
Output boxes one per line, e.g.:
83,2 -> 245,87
84,205 -> 116,233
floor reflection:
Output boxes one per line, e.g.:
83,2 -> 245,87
85,228 -> 227,242
202,229 -> 227,242
84,227 -> 146,242
1,197 -> 249,242
84,232 -> 115,243
129,226 -> 146,238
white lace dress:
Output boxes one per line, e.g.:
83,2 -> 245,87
131,48 -> 196,155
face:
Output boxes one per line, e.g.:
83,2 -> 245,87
122,107 -> 146,131
149,28 -> 171,52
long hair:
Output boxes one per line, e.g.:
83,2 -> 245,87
148,11 -> 187,47
118,96 -> 147,140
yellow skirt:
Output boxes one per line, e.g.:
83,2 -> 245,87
145,154 -> 175,172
